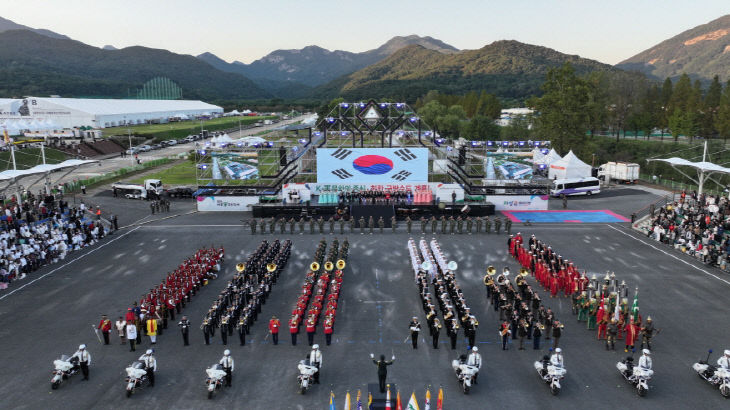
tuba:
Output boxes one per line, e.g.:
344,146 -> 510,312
519,267 -> 528,277
487,266 -> 496,275
266,263 -> 277,273
447,261 -> 458,271
235,263 -> 245,273
310,261 -> 320,272
324,261 -> 334,271
420,261 -> 432,271
336,259 -> 346,270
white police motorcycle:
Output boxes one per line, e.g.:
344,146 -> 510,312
51,354 -> 79,389
534,354 -> 567,395
451,354 -> 479,394
297,358 -> 318,394
205,364 -> 227,399
692,349 -> 730,398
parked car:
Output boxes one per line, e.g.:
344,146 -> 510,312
125,148 -> 138,155
151,144 -> 162,150
165,139 -> 178,145
138,145 -> 152,152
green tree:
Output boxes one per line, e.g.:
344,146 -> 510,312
703,75 -> 722,138
659,77 -> 673,139
418,100 -> 447,131
436,114 -> 463,138
447,104 -> 467,119
466,115 -> 501,140
717,80 -> 730,144
528,62 -> 589,155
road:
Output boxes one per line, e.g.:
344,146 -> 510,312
0,187 -> 729,409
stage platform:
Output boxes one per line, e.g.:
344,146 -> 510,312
251,202 -> 495,219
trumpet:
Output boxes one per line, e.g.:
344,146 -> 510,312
235,263 -> 245,273
336,259 -> 346,270
310,261 -> 320,272
324,261 -> 334,271
266,263 -> 277,273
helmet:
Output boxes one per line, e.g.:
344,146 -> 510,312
79,344 -> 86,350
724,349 -> 730,356
224,349 -> 230,356
313,344 -> 319,350
555,348 -> 562,353
643,349 -> 651,355
471,347 -> 478,352
146,349 -> 153,355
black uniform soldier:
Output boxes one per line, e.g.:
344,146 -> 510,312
475,216 -> 482,233
420,217 -> 427,234
371,354 -> 395,394
317,217 -> 324,234
368,216 -> 374,234
202,317 -> 212,345
440,216 -> 447,234
359,216 -> 366,234
378,216 -> 384,234
449,216 -> 455,234
431,216 -> 437,234
495,216 -> 502,234
448,319 -> 459,349
220,316 -> 229,345
279,217 -> 286,234
432,318 -> 442,349
309,218 -> 315,234
505,217 -> 512,235
289,218 -> 296,234
406,216 -> 412,234
391,215 -> 397,233
329,217 -> 335,234
250,219 -> 257,235
409,317 -> 421,349
178,316 -> 190,346
457,216 -> 463,234
298,217 -> 305,234
238,317 -> 247,346
466,217 -> 473,234
339,218 -> 345,234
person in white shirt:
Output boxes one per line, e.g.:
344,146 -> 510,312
139,350 -> 157,387
309,344 -> 323,384
72,344 -> 91,380
126,322 -> 138,352
219,350 -> 234,387
115,317 -> 127,345
467,346 -> 482,383
550,348 -> 564,367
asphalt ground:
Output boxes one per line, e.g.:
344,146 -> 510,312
1,187 -> 729,410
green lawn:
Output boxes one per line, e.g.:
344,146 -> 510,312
132,154 -> 284,186
103,116 -> 278,142
0,147 -> 68,171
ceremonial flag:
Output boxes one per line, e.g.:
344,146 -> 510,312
329,391 -> 336,410
631,289 -> 639,318
406,392 -> 420,410
396,390 -> 402,410
2,128 -> 9,144
424,389 -> 431,410
368,392 -> 373,410
356,390 -> 363,410
344,391 -> 351,410
385,386 -> 392,410
436,388 -> 443,410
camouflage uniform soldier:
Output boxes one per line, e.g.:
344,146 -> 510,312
250,219 -> 257,235
457,216 -> 463,234
309,218 -> 316,234
475,216 -> 482,233
378,217 -> 384,234
406,216 -> 412,234
485,216 -> 491,234
431,216 -> 437,234
505,218 -> 512,235
329,217 -> 335,234
495,216 -> 502,234
420,217 -> 427,234
298,217 -> 305,234
317,217 -> 324,234
466,217 -> 473,234
289,218 -> 295,234
441,216 -> 447,234
368,216 -> 374,234
359,216 -> 366,234
391,216 -> 397,233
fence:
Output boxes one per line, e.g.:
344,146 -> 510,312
637,173 -> 727,197
62,158 -> 173,193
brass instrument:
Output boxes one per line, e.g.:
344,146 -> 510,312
310,262 -> 320,272
487,266 -> 496,275
519,267 -> 528,276
324,261 -> 334,271
235,263 -> 245,273
266,263 -> 277,273
447,261 -> 458,271
336,259 -> 346,270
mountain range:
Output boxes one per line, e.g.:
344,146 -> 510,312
3,14 -> 730,103
197,35 -> 459,96
617,14 -> 730,81
0,16 -> 68,40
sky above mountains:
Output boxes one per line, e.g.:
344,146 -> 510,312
3,0 -> 728,65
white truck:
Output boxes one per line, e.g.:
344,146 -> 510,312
598,162 -> 639,184
111,179 -> 164,199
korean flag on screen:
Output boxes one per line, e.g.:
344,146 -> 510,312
317,148 -> 428,183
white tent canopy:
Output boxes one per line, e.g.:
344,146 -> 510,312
0,159 -> 99,182
548,150 -> 591,179
648,154 -> 730,194
533,148 -> 562,166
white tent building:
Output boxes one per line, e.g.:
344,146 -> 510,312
533,148 -> 562,166
548,150 -> 592,179
0,97 -> 222,131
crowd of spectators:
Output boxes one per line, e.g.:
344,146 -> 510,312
646,190 -> 730,270
0,192 -> 110,287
